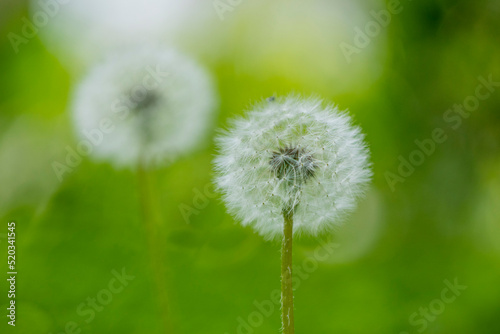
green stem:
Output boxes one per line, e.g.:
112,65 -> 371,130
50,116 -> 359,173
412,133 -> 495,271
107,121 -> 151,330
138,165 -> 173,333
281,212 -> 295,334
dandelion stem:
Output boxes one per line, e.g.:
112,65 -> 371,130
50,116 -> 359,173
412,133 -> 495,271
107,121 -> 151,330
138,164 -> 173,333
281,211 -> 295,334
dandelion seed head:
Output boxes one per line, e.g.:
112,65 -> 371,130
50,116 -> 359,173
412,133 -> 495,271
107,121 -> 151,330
72,46 -> 217,168
29,0 -> 214,74
214,95 -> 372,239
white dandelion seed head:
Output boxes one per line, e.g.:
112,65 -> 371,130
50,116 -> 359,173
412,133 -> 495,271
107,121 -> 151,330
214,95 -> 372,240
72,46 -> 218,169
29,0 -> 215,74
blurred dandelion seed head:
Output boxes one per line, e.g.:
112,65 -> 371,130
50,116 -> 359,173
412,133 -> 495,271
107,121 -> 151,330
214,95 -> 372,239
30,0 -> 214,73
72,46 -> 218,169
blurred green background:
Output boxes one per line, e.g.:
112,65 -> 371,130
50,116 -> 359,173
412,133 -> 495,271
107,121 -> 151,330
1,0 -> 500,333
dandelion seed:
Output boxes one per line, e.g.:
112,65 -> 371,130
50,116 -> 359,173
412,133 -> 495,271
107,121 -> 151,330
71,46 -> 217,334
72,46 -> 218,169
214,95 -> 372,240
214,95 -> 372,334
29,0 -> 214,73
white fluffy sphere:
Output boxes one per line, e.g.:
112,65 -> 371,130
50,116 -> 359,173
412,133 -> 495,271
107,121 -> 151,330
29,0 -> 214,73
214,96 -> 372,239
72,46 -> 218,168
